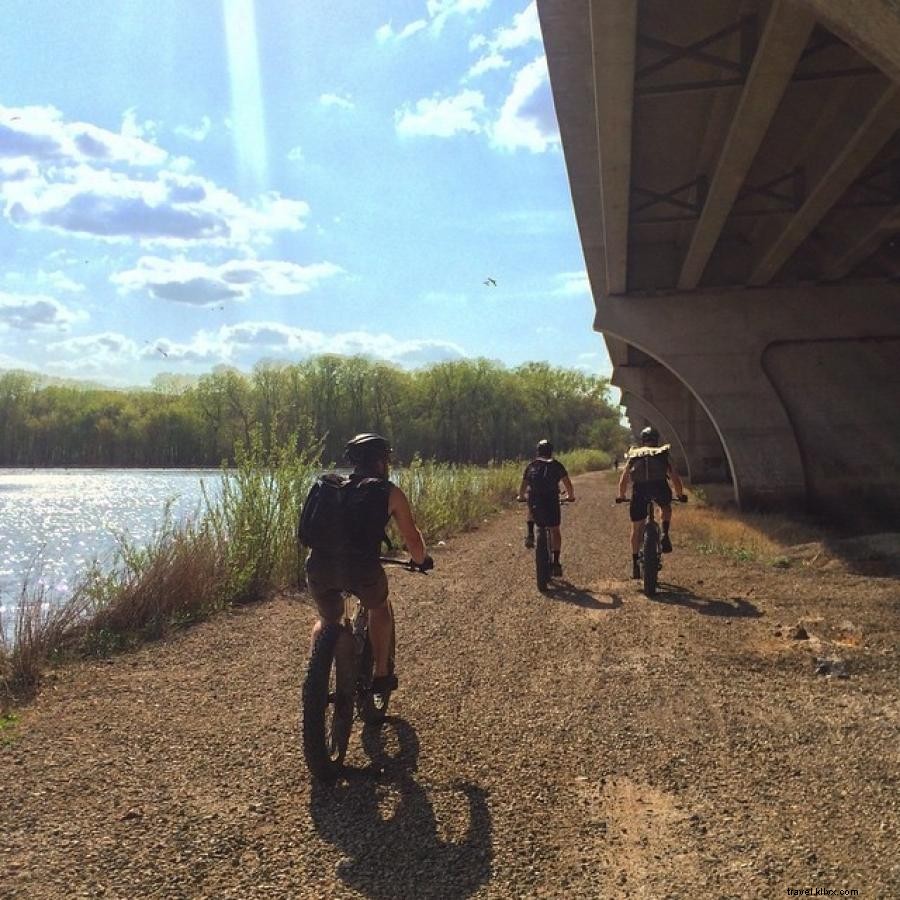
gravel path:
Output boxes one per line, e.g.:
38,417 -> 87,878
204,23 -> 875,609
2,471 -> 898,899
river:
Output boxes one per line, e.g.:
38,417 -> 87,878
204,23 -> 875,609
0,468 -> 222,618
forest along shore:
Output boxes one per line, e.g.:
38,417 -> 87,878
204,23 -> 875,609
1,471 -> 897,899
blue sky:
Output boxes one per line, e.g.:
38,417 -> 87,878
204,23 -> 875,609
0,0 -> 611,387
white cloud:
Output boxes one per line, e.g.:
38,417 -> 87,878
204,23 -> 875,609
552,271 -> 590,296
286,145 -> 305,163
427,0 -> 492,33
0,104 -> 310,247
492,1 -> 540,51
0,291 -> 87,330
112,256 -> 343,305
490,56 -> 560,153
319,93 -> 355,111
174,116 -> 212,142
465,52 -> 510,80
395,90 -> 485,138
375,19 -> 427,43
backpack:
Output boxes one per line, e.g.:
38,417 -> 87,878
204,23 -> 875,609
525,458 -> 559,497
626,445 -> 670,484
298,473 -> 392,557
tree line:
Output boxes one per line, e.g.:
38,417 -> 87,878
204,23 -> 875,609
0,356 -> 629,467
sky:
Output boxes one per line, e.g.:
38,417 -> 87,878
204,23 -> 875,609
0,0 -> 612,389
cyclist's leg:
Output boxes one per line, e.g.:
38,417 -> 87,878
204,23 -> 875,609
305,553 -> 344,652
351,562 -> 391,678
656,482 -> 674,550
549,525 -> 562,553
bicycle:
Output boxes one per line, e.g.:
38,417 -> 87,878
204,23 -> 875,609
301,556 -> 429,781
518,496 -> 574,592
616,494 -> 687,597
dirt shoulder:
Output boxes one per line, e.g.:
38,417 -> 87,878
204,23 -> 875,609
1,471 -> 898,899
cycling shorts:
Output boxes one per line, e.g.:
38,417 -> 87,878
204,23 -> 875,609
630,480 -> 672,522
305,552 -> 388,621
529,495 -> 561,528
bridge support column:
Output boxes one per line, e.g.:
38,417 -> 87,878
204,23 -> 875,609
596,283 -> 900,521
613,363 -> 731,484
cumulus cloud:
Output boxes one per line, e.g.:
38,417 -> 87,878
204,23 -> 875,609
320,93 -> 355,111
0,104 -> 167,167
0,291 -> 87,331
427,0 -> 492,33
112,256 -> 343,305
466,2 -> 539,79
552,270 -> 590,296
174,116 -> 212,142
375,19 -> 427,43
286,145 -> 305,163
0,104 -> 311,247
490,56 -> 559,153
3,163 -> 309,246
395,90 -> 485,138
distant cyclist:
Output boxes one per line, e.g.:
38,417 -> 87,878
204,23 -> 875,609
303,433 -> 432,695
517,439 -> 575,577
617,426 -> 687,579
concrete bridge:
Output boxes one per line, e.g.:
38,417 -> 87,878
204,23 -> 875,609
537,0 -> 900,525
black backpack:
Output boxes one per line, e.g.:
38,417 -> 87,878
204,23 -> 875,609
298,473 -> 391,557
626,445 -> 670,484
525,459 -> 558,497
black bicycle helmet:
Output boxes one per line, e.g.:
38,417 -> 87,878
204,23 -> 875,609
640,426 -> 659,446
536,439 -> 553,457
345,432 -> 392,465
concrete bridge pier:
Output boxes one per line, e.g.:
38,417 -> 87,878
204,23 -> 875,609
597,283 -> 900,521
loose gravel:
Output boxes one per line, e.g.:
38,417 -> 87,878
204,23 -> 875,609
1,471 -> 898,899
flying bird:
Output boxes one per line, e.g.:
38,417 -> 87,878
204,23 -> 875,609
155,346 -> 169,358
483,277 -> 497,287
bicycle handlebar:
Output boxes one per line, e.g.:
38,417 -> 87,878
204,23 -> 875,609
615,495 -> 688,504
379,556 -> 432,573
516,496 -> 575,503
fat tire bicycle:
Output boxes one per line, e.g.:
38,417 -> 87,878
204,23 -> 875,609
301,557 -> 429,782
518,496 -> 574,592
616,494 -> 687,597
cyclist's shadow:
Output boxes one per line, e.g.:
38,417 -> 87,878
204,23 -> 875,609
309,716 -> 492,900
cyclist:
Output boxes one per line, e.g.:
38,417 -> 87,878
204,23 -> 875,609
305,433 -> 432,695
617,426 -> 687,579
517,439 -> 575,577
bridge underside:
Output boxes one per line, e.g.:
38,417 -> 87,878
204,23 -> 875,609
539,0 -> 900,525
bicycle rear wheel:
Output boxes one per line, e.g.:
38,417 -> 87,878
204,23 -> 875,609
642,523 -> 660,597
301,623 -> 356,780
535,527 -> 550,591
357,603 -> 396,725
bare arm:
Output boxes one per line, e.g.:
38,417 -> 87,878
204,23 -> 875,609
617,466 -> 630,498
517,477 -> 529,501
561,475 -> 575,501
388,485 -> 426,564
667,463 -> 685,498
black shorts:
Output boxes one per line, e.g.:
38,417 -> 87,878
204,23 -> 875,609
306,552 -> 388,621
529,496 -> 561,528
630,481 -> 672,522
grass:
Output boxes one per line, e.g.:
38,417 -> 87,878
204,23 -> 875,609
676,491 -> 826,564
0,444 -> 611,705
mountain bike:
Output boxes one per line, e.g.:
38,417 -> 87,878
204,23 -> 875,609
616,494 -> 687,597
519,496 -> 574,592
301,557 -> 429,781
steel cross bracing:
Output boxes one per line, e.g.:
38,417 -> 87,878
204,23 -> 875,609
635,19 -> 878,97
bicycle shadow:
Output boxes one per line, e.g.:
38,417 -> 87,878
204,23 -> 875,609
308,716 -> 492,899
653,582 -> 762,618
544,580 -> 622,610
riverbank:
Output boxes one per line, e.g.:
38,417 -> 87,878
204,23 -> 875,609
1,470 -> 897,897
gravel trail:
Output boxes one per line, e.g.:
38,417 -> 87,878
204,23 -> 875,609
2,471 -> 898,899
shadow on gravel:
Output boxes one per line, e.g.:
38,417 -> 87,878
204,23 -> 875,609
545,580 -> 622,610
309,716 -> 492,899
653,583 -> 762,618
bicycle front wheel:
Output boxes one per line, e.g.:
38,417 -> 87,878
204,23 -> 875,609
535,527 -> 551,592
357,603 -> 396,725
642,523 -> 660,597
301,623 -> 356,780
